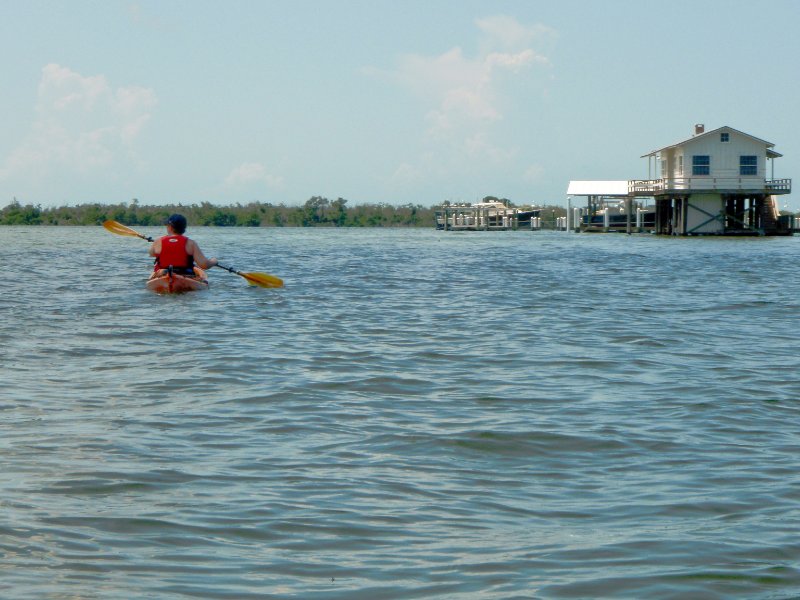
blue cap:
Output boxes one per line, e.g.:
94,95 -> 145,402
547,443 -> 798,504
166,213 -> 187,233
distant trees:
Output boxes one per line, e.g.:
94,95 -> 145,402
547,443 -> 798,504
0,199 -> 42,225
0,197 -> 440,227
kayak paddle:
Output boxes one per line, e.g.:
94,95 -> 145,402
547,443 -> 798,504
215,264 -> 284,288
103,219 -> 154,242
102,219 -> 284,288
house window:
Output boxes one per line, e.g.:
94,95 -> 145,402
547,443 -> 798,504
692,155 -> 710,176
721,133 -> 729,142
661,159 -> 667,177
740,155 -> 757,176
678,155 -> 683,176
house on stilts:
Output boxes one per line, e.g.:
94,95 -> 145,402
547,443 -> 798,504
630,125 -> 792,236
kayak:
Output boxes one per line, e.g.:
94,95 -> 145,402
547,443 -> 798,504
146,267 -> 209,294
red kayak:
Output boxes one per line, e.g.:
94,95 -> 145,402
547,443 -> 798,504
146,267 -> 209,294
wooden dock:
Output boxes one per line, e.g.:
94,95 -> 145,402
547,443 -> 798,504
434,202 -> 541,231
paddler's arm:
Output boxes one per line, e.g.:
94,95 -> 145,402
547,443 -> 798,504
187,239 -> 218,270
149,238 -> 162,257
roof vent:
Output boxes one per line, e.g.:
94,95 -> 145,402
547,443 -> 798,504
694,124 -> 705,135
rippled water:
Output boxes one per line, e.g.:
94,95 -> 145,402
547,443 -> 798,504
2,225 -> 800,599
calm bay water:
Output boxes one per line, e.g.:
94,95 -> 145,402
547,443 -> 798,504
2,225 -> 800,599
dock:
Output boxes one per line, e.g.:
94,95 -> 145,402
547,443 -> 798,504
434,201 -> 541,231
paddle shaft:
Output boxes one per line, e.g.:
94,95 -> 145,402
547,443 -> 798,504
216,263 -> 246,277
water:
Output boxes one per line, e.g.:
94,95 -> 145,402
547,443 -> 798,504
2,225 -> 800,599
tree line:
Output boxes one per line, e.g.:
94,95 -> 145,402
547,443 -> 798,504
0,196 -> 567,227
0,197 -> 434,227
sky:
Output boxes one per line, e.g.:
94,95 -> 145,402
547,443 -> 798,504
2,0 -> 800,209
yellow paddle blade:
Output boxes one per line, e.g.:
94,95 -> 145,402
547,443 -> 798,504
212,264 -> 285,289
103,220 -> 153,242
240,271 -> 284,288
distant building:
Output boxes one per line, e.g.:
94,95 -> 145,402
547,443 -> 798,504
631,125 -> 792,235
565,180 -> 649,233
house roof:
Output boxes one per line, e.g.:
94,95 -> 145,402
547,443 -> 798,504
640,126 -> 781,158
567,180 -> 629,196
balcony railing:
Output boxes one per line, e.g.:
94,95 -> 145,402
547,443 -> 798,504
629,179 -> 664,193
628,177 -> 792,195
766,178 -> 792,193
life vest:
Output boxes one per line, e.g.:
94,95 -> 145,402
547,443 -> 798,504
155,235 -> 194,271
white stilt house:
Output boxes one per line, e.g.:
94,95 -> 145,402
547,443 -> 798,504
630,125 -> 792,235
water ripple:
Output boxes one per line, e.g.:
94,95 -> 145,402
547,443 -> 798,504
2,227 -> 800,598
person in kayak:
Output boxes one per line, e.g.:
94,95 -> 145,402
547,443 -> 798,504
149,213 -> 218,278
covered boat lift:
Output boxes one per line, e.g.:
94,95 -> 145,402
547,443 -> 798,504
566,181 -> 654,233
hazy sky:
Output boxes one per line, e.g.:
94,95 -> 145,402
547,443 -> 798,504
2,0 -> 799,209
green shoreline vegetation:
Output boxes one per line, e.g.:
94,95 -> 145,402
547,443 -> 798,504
0,197 -> 568,227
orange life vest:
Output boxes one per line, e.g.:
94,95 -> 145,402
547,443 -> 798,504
155,235 -> 194,271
